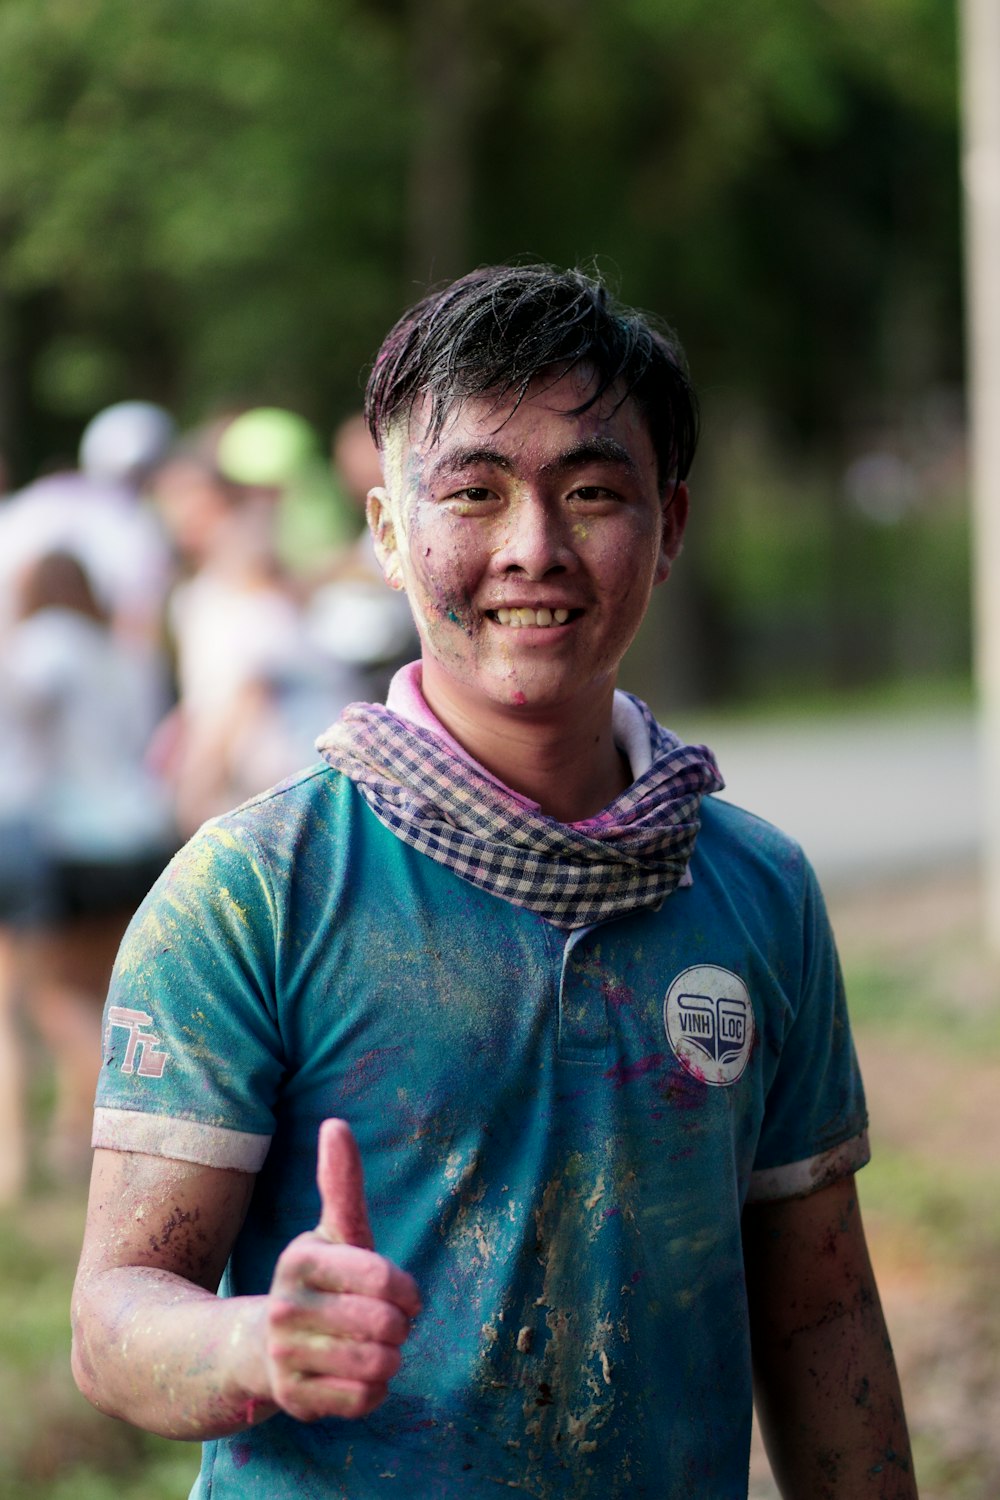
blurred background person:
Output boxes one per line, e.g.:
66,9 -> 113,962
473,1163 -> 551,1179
0,400 -> 176,645
0,400 -> 178,736
303,411 -> 418,706
0,550 -> 177,1191
149,434 -> 343,835
214,405 -> 357,587
216,406 -> 417,705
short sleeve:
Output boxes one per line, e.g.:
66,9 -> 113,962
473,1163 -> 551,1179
93,817 -> 286,1171
747,863 -> 869,1202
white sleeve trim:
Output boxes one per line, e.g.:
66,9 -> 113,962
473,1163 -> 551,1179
92,1106 -> 271,1172
746,1128 -> 871,1204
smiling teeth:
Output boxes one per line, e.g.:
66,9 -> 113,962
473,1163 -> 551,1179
495,607 -> 570,628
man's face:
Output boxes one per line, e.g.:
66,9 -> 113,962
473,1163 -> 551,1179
369,368 -> 687,722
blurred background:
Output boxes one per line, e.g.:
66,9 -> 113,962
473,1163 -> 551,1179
0,0 -> 970,711
0,2 -> 996,1497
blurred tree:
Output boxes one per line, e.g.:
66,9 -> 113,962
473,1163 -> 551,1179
0,0 -> 409,461
0,0 -> 963,700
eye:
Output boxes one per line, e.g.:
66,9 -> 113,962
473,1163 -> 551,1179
568,484 -> 623,506
450,487 -> 493,502
441,485 -> 501,514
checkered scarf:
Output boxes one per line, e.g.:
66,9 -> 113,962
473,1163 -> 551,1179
316,697 -> 723,928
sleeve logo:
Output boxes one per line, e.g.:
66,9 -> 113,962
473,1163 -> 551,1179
663,966 -> 755,1086
105,1005 -> 170,1079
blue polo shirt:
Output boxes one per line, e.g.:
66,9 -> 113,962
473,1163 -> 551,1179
95,764 -> 868,1498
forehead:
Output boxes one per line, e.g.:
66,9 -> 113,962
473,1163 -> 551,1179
383,369 -> 657,489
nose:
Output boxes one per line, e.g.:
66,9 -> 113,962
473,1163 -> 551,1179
492,495 -> 577,580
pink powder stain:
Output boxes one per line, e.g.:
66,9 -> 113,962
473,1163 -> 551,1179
601,979 -> 633,1013
231,1441 -> 253,1469
603,1052 -> 664,1089
339,1045 -> 404,1100
658,1068 -> 708,1109
575,807 -> 617,831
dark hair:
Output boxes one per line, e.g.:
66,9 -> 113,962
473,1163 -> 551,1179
16,550 -> 107,625
365,264 -> 699,491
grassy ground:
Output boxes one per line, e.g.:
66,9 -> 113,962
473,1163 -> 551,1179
2,866 -> 997,1499
0,1187 -> 200,1498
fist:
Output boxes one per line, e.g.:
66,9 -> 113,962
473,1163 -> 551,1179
265,1120 -> 421,1422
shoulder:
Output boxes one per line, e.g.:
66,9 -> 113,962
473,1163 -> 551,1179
690,794 -> 836,970
117,766 -> 357,976
187,762 -> 351,871
696,793 -> 813,894
173,762 -> 383,909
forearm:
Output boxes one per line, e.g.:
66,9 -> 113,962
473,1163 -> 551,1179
71,1265 -> 278,1440
744,1176 -> 917,1499
751,1276 -> 915,1497
72,1140 -> 421,1439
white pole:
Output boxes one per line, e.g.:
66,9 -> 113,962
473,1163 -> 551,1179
960,0 -> 1000,953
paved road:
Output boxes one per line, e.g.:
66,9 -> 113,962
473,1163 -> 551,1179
672,705 -> 981,890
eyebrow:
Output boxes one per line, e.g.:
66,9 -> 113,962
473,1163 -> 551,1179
427,437 -> 640,482
427,446 -> 517,481
538,438 -> 639,478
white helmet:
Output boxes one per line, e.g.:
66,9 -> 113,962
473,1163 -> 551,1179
79,401 -> 176,484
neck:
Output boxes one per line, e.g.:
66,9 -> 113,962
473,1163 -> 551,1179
419,675 -> 630,822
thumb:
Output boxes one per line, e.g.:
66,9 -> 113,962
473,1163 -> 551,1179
315,1117 -> 375,1249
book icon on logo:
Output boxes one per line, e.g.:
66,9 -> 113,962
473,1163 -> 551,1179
664,968 -> 754,1086
675,993 -> 749,1067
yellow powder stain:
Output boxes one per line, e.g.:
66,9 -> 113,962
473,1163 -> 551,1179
566,1403 -> 604,1452
527,1156 -> 618,1465
443,1151 -> 463,1182
440,1148 -> 494,1268
583,1173 -> 605,1212
217,887 -> 249,927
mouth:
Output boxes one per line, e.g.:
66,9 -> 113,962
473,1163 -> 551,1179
485,606 -> 581,629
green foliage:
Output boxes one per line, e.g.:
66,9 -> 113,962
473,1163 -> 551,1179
0,0 -> 965,703
0,0 -> 407,424
0,0 -> 960,423
861,1145 -> 1000,1260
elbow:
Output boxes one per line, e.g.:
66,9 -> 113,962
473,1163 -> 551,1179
70,1291 -> 109,1413
70,1337 -> 97,1406
70,1317 -> 100,1408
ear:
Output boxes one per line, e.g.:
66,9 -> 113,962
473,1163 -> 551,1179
654,481 -> 690,585
366,487 -> 406,591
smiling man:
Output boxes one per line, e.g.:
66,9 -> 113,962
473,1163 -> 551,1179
72,265 -> 916,1498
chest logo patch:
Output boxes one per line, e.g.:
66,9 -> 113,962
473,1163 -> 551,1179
663,966 -> 755,1087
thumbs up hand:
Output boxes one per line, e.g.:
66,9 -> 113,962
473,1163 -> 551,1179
265,1120 -> 421,1423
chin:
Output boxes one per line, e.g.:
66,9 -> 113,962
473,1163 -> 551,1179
491,676 -> 590,714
